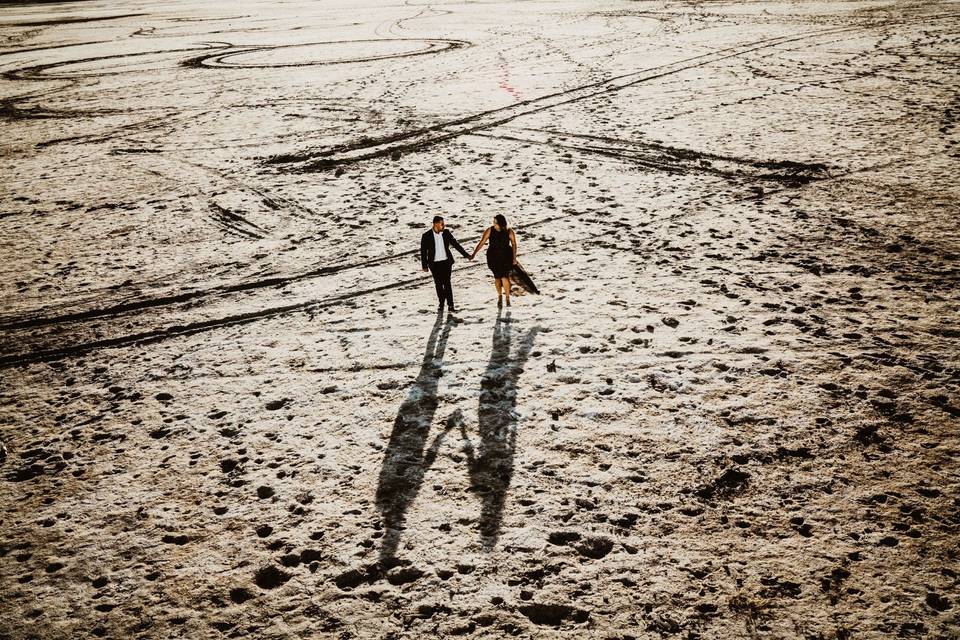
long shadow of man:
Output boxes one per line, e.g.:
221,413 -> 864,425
375,312 -> 456,561
460,309 -> 540,550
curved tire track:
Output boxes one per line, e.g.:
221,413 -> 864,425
3,43 -> 232,81
181,39 -> 470,69
0,41 -> 109,58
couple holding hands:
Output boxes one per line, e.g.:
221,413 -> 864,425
420,214 -> 522,314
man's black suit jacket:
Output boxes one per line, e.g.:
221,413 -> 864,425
421,228 -> 469,269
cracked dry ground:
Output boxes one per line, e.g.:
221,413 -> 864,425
1,0 -> 958,638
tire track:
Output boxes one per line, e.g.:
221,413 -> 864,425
35,109 -> 201,148
262,26 -> 866,171
0,209 -> 604,368
208,203 -> 264,239
0,230 -> 586,370
0,14 -> 146,28
181,39 -> 469,70
0,41 -> 109,57
3,43 -> 232,81
0,274 -> 428,369
265,12 -> 959,172
0,252 -> 406,332
0,209 -> 589,333
470,128 -> 831,184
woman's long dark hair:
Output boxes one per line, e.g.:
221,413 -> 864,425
494,214 -> 508,229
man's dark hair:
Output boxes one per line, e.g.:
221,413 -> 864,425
433,215 -> 444,224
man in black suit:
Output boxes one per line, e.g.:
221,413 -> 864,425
421,215 -> 471,313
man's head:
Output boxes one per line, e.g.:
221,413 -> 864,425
432,215 -> 444,233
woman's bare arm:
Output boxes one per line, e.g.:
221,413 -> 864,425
510,229 -> 518,264
471,227 -> 491,259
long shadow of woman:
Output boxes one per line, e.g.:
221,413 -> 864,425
460,309 -> 540,550
375,312 -> 456,561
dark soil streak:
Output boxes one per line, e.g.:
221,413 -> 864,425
0,14 -> 145,28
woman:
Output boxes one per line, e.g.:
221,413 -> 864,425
470,214 -> 518,306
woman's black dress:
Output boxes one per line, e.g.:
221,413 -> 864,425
486,226 -> 513,278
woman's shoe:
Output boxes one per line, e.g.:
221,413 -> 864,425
497,296 -> 503,307
505,298 -> 511,307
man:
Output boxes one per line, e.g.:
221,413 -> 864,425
421,215 -> 471,313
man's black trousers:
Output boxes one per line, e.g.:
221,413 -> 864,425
428,258 -> 454,309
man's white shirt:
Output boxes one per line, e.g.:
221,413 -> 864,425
433,231 -> 448,262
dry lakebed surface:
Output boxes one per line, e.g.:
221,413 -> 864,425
0,0 -> 958,638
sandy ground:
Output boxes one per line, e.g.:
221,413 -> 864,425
1,0 -> 959,638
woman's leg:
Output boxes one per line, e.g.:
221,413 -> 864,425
494,278 -> 502,300
501,277 -> 511,304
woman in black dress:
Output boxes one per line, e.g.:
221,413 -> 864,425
470,214 -> 518,306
